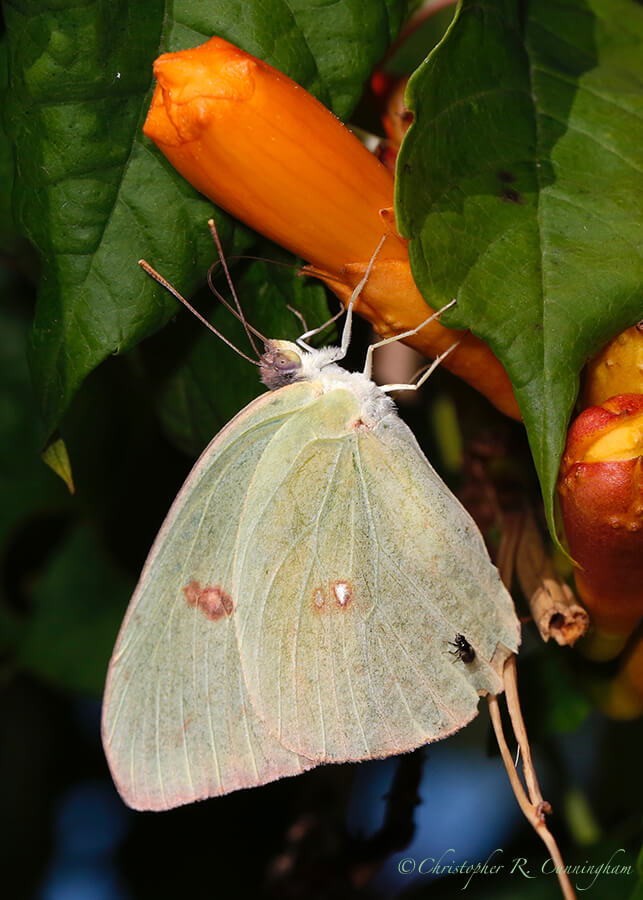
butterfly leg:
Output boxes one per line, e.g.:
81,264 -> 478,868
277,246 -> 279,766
325,234 -> 388,362
296,234 -> 389,352
378,341 -> 460,394
295,306 -> 346,351
362,298 -> 457,381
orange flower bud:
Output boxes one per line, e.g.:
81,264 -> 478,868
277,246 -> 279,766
143,37 -> 519,420
557,394 -> 643,655
582,322 -> 643,409
371,72 -> 412,149
370,72 -> 411,174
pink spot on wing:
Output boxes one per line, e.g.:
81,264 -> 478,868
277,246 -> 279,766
331,579 -> 353,610
183,581 -> 233,621
313,580 -> 355,614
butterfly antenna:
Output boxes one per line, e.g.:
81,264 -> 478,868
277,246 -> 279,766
138,259 -> 260,366
286,304 -> 309,333
206,265 -> 268,344
208,218 -> 261,357
213,253 -> 350,294
207,252 -> 351,344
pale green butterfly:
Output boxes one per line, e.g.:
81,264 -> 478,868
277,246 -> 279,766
102,229 -> 520,811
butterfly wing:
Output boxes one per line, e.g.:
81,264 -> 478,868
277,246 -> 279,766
102,382 -> 320,810
234,387 -> 520,762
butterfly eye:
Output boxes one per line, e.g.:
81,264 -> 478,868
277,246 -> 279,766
275,351 -> 299,371
260,342 -> 303,390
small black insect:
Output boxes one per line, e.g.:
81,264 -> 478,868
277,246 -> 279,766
448,633 -> 475,664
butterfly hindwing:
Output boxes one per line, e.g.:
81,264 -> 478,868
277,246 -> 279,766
234,388 -> 520,762
102,383 -> 319,810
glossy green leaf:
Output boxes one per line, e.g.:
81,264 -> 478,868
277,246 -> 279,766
4,0 -> 413,441
172,0 -> 412,121
397,0 -> 643,539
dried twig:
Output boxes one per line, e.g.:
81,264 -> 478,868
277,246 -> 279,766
503,655 -> 549,812
515,509 -> 589,645
497,509 -> 524,586
488,681 -> 576,900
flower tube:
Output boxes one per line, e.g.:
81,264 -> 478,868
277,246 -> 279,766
143,36 -> 519,419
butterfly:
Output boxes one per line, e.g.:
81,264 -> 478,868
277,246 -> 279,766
102,226 -> 520,810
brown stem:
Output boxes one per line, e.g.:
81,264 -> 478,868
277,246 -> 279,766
488,664 -> 577,900
488,693 -> 538,820
492,512 -> 576,899
504,655 -> 546,810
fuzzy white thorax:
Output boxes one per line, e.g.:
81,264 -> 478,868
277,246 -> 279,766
259,340 -> 395,425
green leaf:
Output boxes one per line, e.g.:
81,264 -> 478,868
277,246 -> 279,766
518,647 -> 591,738
41,436 -> 74,493
4,0 -> 412,442
17,525 -> 130,696
0,293 -> 72,659
173,0 -> 411,121
0,297 -> 69,550
0,36 -> 18,251
396,0 -> 643,540
384,3 -> 456,76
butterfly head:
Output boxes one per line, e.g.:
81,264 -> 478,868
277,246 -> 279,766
259,340 -> 304,390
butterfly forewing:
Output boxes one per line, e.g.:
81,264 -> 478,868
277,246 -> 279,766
234,388 -> 520,763
102,383 -> 319,810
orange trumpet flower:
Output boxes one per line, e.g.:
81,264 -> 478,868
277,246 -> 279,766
143,36 -> 519,419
